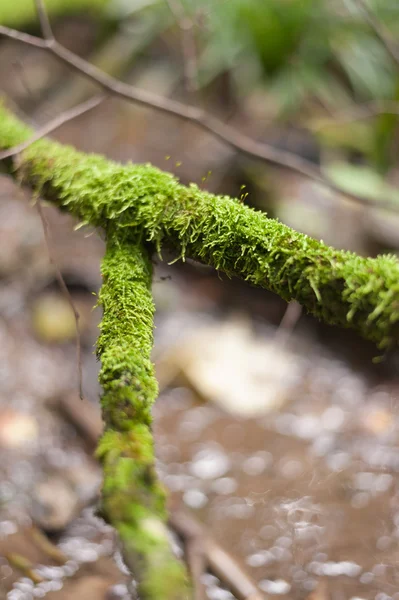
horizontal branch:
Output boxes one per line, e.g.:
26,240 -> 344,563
1,103 -> 398,349
0,23 -> 399,212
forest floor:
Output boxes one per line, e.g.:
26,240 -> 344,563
1,14 -> 399,600
0,173 -> 399,600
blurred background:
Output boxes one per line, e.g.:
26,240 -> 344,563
1,1 -> 399,599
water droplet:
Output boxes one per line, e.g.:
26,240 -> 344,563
183,489 -> 208,509
246,552 -> 273,568
321,406 -> 345,430
280,459 -> 303,479
242,452 -> 272,476
190,447 -> 230,480
359,571 -> 374,584
211,478 -> 237,495
351,492 -> 370,509
259,579 -> 291,594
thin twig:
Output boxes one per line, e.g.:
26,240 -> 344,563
166,0 -> 199,93
36,201 -> 84,400
12,58 -> 42,104
29,527 -> 68,565
51,393 -> 104,446
354,0 -> 399,67
6,553 -> 43,584
0,95 -> 105,160
311,99 -> 399,130
1,25 -> 398,212
48,392 -> 268,600
185,538 -> 207,600
274,300 -> 302,347
0,26 -> 49,48
170,511 -> 267,600
34,0 -> 54,42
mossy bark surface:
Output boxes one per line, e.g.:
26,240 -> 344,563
96,230 -> 191,600
1,100 -> 399,600
1,103 -> 398,349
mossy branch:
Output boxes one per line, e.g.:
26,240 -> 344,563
1,103 -> 398,349
96,229 -> 191,600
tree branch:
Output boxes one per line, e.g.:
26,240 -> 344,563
96,231 -> 191,600
36,200 -> 84,400
166,0 -> 199,93
52,392 -> 268,600
34,0 -> 54,42
0,104 -> 398,350
170,511 -> 266,600
0,24 -> 398,212
0,95 -> 104,160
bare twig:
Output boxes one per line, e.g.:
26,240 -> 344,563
29,527 -> 68,565
6,553 -> 43,584
170,511 -> 267,600
311,99 -> 399,130
34,0 -> 54,42
52,393 -> 104,445
12,58 -> 42,104
0,95 -> 105,160
166,0 -> 199,93
354,0 -> 399,67
1,24 -> 399,212
49,392 -> 268,600
36,201 -> 84,400
185,538 -> 207,600
0,26 -> 48,48
274,300 -> 302,347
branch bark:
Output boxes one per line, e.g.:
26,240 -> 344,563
0,102 -> 398,350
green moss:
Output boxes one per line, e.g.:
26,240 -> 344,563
96,232 -> 191,600
0,0 -> 109,28
0,103 -> 398,348
2,100 -> 399,600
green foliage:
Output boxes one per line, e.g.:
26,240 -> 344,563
0,0 -> 109,27
164,0 -> 399,169
0,103 -> 398,349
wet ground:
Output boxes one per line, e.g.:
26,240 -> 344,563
0,174 -> 398,600
1,14 -> 399,599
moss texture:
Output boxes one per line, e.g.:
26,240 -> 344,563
1,100 -> 399,599
1,103 -> 398,349
96,230 -> 191,600
0,0 -> 109,28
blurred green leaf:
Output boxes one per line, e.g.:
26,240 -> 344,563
325,162 -> 399,204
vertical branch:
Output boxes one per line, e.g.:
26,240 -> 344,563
34,0 -> 54,42
36,200 -> 84,400
166,0 -> 199,94
96,230 -> 191,600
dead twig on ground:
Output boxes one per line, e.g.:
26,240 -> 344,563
170,510 -> 267,600
50,392 -> 268,600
